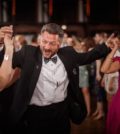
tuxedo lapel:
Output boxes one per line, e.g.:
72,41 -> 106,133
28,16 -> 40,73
57,49 -> 70,74
57,48 -> 80,100
57,49 -> 77,79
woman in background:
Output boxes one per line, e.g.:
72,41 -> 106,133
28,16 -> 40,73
101,36 -> 120,134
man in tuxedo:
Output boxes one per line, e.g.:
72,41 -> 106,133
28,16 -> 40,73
0,23 -> 111,134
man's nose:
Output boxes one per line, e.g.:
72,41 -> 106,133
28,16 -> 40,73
44,43 -> 51,49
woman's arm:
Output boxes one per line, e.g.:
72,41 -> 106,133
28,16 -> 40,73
101,38 -> 120,74
5,67 -> 21,88
0,34 -> 14,91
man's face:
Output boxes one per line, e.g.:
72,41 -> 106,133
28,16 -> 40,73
39,31 -> 61,58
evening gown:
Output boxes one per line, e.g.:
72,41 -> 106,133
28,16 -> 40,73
106,57 -> 120,134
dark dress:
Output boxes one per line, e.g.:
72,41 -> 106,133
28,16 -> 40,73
106,57 -> 120,134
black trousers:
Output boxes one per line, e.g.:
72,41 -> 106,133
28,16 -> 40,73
14,99 -> 70,134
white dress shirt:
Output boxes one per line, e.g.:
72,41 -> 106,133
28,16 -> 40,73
30,55 -> 69,106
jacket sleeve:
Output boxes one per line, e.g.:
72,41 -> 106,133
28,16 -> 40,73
12,45 -> 26,69
75,43 -> 111,65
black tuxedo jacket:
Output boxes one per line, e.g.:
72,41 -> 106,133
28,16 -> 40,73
3,44 -> 110,125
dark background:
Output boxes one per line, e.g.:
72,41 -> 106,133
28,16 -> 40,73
1,0 -> 120,24
0,0 -> 120,36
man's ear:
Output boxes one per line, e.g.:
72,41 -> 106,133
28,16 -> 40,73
37,34 -> 41,44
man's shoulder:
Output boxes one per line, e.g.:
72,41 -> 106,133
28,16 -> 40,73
15,45 -> 39,57
59,46 -> 75,52
24,44 -> 38,49
22,44 -> 39,53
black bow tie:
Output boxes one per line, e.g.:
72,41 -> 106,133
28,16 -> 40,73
44,56 -> 57,64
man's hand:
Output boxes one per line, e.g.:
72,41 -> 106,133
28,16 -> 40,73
105,33 -> 115,49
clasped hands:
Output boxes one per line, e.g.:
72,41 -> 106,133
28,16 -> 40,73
0,25 -> 14,50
